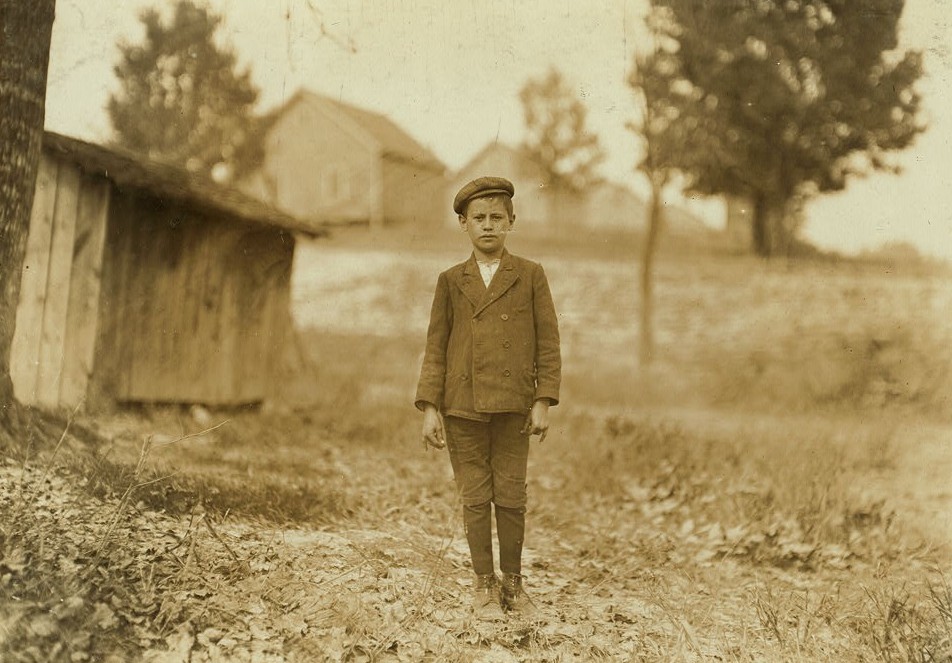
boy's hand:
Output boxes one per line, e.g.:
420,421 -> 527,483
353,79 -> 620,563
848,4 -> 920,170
422,405 -> 446,450
522,399 -> 550,444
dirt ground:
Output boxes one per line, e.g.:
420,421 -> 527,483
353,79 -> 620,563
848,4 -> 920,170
5,401 -> 944,662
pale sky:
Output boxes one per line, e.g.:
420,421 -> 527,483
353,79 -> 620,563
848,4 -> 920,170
45,0 -> 952,259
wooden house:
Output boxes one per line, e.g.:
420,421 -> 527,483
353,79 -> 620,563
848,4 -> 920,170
10,131 -> 322,411
240,89 -> 447,230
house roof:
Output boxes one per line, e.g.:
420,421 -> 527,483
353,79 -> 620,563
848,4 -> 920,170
456,141 -> 710,234
456,142 -> 547,183
267,90 -> 445,171
42,131 -> 327,236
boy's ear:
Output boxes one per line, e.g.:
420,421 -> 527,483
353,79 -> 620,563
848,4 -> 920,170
458,213 -> 467,229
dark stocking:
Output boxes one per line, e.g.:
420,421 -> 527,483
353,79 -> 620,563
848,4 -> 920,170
462,501 -> 493,575
495,504 -> 525,575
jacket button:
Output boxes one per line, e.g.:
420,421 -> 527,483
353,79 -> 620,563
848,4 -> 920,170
500,313 -> 509,321
503,369 -> 511,377
503,340 -> 511,348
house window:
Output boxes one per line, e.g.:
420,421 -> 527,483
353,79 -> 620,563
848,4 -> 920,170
321,166 -> 351,203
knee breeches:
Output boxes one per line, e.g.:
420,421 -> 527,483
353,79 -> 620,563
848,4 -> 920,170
444,413 -> 530,509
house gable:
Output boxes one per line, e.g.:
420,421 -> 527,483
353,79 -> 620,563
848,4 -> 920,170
245,89 -> 447,227
452,142 -> 662,233
450,143 -> 551,228
242,93 -> 383,225
299,91 -> 444,172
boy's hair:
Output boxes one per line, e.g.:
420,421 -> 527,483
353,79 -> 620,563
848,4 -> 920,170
459,194 -> 514,219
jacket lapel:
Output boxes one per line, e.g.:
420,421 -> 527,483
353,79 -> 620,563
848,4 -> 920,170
457,255 -> 486,309
474,251 -> 520,316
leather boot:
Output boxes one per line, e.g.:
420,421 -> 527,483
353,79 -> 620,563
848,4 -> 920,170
472,573 -> 504,620
500,573 -> 539,617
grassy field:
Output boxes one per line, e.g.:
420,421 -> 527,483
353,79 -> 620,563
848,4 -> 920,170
290,234 -> 952,417
2,231 -> 951,661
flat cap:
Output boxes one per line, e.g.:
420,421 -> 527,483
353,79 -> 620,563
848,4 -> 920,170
453,176 -> 515,215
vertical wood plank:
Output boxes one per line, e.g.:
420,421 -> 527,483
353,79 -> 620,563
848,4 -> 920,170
124,200 -> 155,402
197,216 -> 235,404
177,213 -> 208,402
182,213 -> 211,401
220,274 -> 241,403
10,154 -> 59,404
200,223 -> 232,404
85,190 -> 120,411
154,207 -> 188,400
94,192 -> 134,404
239,228 -> 292,403
59,175 -> 110,408
133,205 -> 170,399
267,232 -> 295,398
36,162 -> 82,408
230,228 -> 254,402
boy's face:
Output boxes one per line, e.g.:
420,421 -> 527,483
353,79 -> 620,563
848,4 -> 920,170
459,196 -> 514,260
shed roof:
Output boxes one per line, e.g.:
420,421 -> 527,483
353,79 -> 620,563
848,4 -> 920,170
42,131 -> 327,236
267,90 -> 445,171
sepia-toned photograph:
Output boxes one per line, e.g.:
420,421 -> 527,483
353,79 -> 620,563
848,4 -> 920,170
1,1 -> 950,660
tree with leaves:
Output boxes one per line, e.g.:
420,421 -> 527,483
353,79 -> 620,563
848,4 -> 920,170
108,0 -> 261,181
643,0 -> 924,257
519,68 -> 604,192
1,0 -> 57,435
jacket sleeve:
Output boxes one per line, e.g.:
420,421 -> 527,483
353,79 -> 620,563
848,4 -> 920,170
415,271 -> 452,411
532,263 -> 561,406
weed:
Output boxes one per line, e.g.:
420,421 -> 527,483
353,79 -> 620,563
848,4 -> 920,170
853,576 -> 952,662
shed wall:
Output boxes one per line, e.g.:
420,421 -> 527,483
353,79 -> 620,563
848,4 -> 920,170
91,192 -> 294,406
10,153 -> 110,409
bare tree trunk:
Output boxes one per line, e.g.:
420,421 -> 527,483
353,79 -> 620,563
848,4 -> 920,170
751,193 -> 772,258
0,0 -> 57,435
751,192 -> 798,258
639,175 -> 663,366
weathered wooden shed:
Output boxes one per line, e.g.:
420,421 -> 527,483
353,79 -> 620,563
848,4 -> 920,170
11,131 -> 322,411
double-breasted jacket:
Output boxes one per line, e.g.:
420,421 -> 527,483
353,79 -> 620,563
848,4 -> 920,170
415,250 -> 561,419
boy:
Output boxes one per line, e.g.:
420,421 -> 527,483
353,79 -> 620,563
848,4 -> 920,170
415,176 -> 561,619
